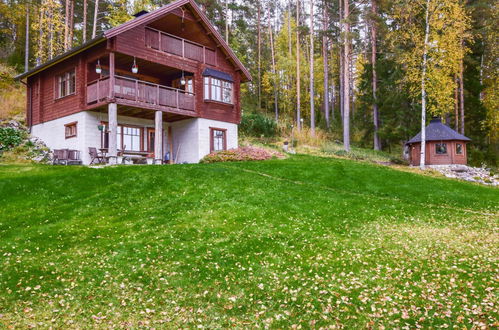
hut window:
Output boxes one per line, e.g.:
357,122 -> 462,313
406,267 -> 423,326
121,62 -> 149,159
435,143 -> 447,155
456,143 -> 463,154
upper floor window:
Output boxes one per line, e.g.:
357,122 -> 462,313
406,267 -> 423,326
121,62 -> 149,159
56,69 -> 76,99
204,76 -> 233,104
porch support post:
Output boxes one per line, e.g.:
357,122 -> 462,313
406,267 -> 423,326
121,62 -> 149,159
109,52 -> 115,99
154,110 -> 163,164
108,102 -> 118,164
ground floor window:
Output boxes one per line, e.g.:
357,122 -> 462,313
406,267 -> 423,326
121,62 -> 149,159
435,143 -> 447,155
65,122 -> 77,139
456,143 -> 463,154
210,127 -> 226,152
102,124 -> 143,151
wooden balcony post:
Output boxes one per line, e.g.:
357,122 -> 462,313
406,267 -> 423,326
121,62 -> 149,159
96,79 -> 100,101
109,52 -> 115,99
135,80 -> 138,102
154,110 -> 163,164
182,39 -> 185,58
108,103 -> 118,164
203,46 -> 206,63
176,89 -> 179,109
156,85 -> 160,105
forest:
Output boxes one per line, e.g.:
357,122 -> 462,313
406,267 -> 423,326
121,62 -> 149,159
0,0 -> 497,165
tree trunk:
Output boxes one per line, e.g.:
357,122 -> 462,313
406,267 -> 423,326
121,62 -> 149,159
225,0 -> 229,44
342,0 -> 350,151
339,0 -> 344,123
83,0 -> 87,43
37,9 -> 43,65
257,0 -> 261,110
459,57 -> 465,135
64,0 -> 69,50
48,11 -> 54,59
454,74 -> 459,131
69,0 -> 74,49
371,0 -> 381,150
323,0 -> 329,129
420,0 -> 431,170
25,3 -> 29,72
92,0 -> 99,39
310,0 -> 315,136
268,12 -> 278,122
296,0 -> 301,130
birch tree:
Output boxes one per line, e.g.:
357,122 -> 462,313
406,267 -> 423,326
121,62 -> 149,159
92,0 -> 99,38
342,0 -> 350,151
322,0 -> 329,128
296,0 -> 301,129
390,0 -> 470,168
309,0 -> 315,136
371,0 -> 381,150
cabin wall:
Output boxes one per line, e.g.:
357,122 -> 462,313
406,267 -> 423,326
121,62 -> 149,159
409,141 -> 468,166
27,43 -> 108,126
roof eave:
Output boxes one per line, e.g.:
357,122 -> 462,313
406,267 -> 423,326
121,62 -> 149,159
16,36 -> 106,80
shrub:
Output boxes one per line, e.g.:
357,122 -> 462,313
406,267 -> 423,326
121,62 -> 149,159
0,127 -> 25,151
239,112 -> 277,138
201,146 -> 284,163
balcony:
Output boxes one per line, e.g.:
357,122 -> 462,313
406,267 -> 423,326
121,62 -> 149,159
86,75 -> 195,114
145,27 -> 216,66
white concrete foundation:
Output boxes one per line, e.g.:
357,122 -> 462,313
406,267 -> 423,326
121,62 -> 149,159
30,111 -> 238,165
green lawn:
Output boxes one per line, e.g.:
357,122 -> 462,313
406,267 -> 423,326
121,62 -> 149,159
0,155 -> 497,327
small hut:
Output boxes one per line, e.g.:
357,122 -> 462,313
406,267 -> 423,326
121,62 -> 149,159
406,118 -> 471,166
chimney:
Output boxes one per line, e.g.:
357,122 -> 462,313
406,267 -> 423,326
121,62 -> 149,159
133,10 -> 149,18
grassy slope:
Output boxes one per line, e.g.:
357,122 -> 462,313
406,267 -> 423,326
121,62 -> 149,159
0,155 -> 497,327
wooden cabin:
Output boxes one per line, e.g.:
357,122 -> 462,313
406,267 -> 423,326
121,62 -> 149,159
17,0 -> 251,165
406,118 -> 471,166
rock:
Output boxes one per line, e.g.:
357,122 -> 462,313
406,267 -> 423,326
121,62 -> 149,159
430,164 -> 498,186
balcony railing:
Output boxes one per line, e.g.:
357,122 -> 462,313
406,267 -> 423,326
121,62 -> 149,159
87,75 -> 195,112
145,27 -> 216,66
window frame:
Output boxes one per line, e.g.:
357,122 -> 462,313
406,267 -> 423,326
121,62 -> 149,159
64,121 -> 78,139
203,76 -> 233,104
101,122 -> 144,152
209,127 -> 227,153
435,143 -> 448,155
455,143 -> 463,155
55,68 -> 76,99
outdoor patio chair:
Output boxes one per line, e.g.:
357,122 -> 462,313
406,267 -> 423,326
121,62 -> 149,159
53,149 -> 69,165
67,150 -> 83,165
53,149 -> 82,165
89,147 -> 106,165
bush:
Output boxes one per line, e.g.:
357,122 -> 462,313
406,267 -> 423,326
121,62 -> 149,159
0,127 -> 25,151
201,146 -> 284,163
239,112 -> 277,138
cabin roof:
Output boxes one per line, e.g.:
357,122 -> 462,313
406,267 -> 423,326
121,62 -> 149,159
407,118 -> 471,144
17,0 -> 251,82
